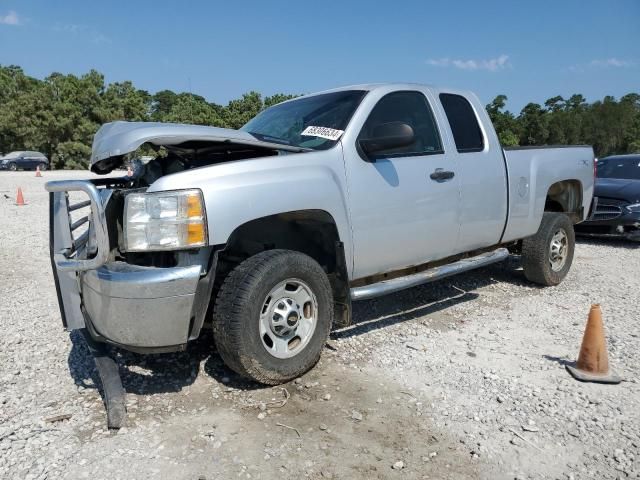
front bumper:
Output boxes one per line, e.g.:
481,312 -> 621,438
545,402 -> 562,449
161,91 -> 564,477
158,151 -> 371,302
81,263 -> 202,349
575,210 -> 640,241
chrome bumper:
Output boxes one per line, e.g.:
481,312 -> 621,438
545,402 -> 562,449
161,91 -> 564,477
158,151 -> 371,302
81,262 -> 202,348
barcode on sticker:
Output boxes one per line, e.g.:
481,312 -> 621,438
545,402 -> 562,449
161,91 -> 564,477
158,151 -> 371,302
301,126 -> 344,141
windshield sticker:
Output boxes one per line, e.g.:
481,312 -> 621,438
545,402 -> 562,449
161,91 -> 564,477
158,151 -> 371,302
301,126 -> 344,141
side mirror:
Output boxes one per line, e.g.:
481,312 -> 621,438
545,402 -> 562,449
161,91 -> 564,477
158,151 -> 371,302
358,122 -> 415,159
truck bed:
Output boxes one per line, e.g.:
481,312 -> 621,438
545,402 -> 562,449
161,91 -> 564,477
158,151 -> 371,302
501,145 -> 595,243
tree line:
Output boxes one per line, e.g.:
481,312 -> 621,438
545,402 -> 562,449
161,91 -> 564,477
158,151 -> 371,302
1,65 -> 638,169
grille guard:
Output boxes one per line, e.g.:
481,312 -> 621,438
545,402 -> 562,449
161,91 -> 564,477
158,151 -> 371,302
45,180 -> 110,271
46,179 -> 114,330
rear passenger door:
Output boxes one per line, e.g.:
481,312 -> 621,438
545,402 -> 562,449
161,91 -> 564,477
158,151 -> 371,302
344,89 -> 461,279
438,93 -> 508,252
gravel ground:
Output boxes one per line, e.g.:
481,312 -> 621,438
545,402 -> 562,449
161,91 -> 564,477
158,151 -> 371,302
0,170 -> 638,480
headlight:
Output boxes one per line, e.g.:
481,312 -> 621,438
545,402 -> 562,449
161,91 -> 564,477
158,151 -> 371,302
124,189 -> 207,251
626,203 -> 640,213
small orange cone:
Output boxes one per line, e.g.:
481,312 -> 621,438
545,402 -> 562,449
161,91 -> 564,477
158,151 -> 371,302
566,304 -> 621,384
15,187 -> 26,206
35,166 -> 42,177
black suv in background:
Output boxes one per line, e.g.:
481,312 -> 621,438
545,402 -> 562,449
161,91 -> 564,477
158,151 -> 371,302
576,154 -> 640,241
0,151 -> 49,171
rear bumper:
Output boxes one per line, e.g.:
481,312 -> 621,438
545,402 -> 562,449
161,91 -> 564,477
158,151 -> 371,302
81,263 -> 202,350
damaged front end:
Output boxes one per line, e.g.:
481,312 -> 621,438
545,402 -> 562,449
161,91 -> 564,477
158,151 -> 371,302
47,176 -> 216,354
47,121 -> 303,352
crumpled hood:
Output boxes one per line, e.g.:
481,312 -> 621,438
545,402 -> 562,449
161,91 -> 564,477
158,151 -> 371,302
595,177 -> 640,203
90,121 -> 306,173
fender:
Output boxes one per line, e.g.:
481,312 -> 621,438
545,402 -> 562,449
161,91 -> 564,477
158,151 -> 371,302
148,147 -> 354,276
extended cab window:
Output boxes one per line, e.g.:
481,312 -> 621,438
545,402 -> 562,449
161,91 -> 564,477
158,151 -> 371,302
439,93 -> 484,153
358,91 -> 443,158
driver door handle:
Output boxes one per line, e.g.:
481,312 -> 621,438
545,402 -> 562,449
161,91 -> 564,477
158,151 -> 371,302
430,168 -> 455,182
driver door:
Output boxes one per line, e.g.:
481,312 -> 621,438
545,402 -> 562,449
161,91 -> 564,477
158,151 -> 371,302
343,89 -> 461,279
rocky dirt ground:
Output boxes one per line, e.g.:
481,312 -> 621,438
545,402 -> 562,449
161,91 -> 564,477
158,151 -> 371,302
0,170 -> 638,480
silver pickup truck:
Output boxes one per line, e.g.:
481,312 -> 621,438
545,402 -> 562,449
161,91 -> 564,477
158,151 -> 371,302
47,83 -> 595,385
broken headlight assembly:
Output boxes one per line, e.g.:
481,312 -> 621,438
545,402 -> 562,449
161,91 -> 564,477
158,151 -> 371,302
124,189 -> 207,252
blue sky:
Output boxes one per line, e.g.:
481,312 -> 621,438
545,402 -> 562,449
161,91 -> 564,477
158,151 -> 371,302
1,0 -> 638,112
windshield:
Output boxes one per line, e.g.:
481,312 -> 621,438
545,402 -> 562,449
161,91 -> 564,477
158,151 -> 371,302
597,157 -> 640,180
242,90 -> 367,150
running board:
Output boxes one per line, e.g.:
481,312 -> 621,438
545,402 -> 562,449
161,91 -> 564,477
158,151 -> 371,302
350,248 -> 509,301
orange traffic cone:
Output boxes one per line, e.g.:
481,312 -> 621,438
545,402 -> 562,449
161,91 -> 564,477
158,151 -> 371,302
15,187 -> 26,206
35,166 -> 42,177
566,304 -> 621,384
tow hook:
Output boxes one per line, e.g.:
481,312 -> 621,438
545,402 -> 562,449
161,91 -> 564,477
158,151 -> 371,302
82,330 -> 127,429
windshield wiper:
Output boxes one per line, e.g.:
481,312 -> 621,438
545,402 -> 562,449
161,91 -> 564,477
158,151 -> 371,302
247,132 -> 313,153
248,132 -> 292,145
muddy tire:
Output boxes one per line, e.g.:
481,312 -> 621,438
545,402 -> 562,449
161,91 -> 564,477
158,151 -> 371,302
213,249 -> 333,385
522,212 -> 575,286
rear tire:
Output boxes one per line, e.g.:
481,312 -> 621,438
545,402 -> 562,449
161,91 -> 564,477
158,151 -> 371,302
38,162 -> 47,171
213,249 -> 333,385
522,212 -> 575,286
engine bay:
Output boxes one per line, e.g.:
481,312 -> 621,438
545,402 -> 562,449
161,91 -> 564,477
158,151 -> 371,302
127,140 -> 280,188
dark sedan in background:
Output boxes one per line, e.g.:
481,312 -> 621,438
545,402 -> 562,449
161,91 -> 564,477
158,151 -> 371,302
576,154 -> 640,241
0,151 -> 49,171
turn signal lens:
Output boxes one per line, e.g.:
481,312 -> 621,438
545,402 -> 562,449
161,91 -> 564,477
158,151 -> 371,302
187,193 -> 203,218
124,189 -> 208,251
187,223 -> 206,245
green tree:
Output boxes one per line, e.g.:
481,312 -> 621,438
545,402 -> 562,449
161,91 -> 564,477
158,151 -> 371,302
224,91 -> 264,129
486,95 -> 520,146
2,64 -> 639,168
163,93 -> 226,126
518,103 -> 549,145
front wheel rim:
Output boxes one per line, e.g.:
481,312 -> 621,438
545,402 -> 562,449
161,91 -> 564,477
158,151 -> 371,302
259,278 -> 318,359
549,228 -> 569,272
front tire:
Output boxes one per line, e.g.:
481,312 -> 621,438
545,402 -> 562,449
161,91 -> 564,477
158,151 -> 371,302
522,212 -> 575,286
8,162 -> 17,171
213,249 -> 333,385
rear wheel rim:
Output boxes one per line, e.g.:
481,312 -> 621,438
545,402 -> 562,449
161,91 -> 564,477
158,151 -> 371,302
259,278 -> 318,359
549,228 -> 569,272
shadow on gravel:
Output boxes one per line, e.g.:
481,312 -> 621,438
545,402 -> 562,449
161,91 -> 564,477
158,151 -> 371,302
576,235 -> 640,249
66,256 -> 532,397
68,328 -> 265,396
333,256 -> 529,340
202,355 -> 264,391
68,329 -> 214,396
543,354 -> 574,367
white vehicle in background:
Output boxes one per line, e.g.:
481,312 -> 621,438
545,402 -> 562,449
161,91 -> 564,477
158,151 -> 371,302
46,83 -> 595,389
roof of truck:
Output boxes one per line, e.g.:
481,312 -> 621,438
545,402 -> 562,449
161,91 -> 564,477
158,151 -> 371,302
292,82 -> 478,102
